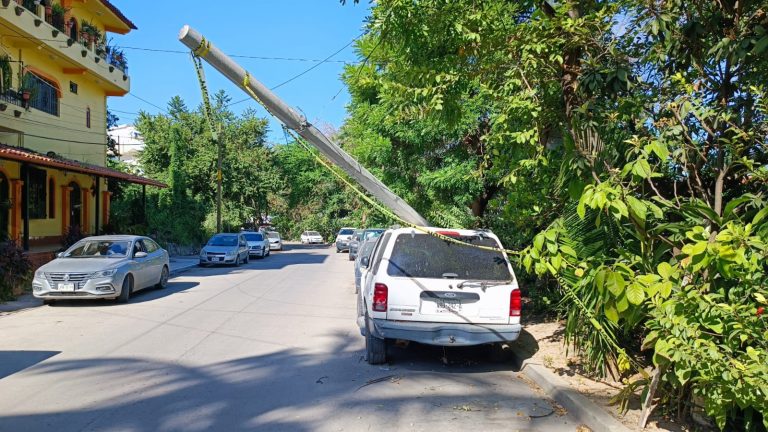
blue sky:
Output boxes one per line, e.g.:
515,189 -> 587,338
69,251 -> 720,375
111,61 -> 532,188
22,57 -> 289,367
107,1 -> 371,142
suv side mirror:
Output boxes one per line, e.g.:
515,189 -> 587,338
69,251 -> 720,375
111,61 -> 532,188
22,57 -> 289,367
134,251 -> 148,259
361,257 -> 370,268
57,252 -> 65,258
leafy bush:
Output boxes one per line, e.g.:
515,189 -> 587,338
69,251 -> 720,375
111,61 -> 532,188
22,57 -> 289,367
0,240 -> 32,301
61,225 -> 85,250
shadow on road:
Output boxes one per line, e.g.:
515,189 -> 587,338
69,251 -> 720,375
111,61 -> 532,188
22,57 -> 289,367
42,281 -> 201,308
0,351 -> 60,380
0,331 -> 562,431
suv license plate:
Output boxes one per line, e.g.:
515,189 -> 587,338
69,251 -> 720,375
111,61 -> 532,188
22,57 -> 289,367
58,283 -> 75,292
436,299 -> 462,313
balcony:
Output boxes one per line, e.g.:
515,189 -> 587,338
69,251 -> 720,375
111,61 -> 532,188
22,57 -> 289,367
0,1 -> 130,94
0,74 -> 60,116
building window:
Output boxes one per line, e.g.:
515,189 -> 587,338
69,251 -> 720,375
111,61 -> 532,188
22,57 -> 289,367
25,73 -> 60,116
48,177 -> 55,219
27,167 -> 47,220
86,107 -> 91,128
70,81 -> 78,94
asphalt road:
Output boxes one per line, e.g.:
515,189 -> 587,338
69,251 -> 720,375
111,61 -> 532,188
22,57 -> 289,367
0,244 -> 584,432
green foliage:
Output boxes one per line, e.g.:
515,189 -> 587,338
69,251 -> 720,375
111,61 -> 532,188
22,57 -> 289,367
0,240 -> 32,301
354,0 -> 768,428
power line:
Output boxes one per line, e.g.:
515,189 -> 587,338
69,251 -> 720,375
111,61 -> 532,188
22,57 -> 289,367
0,34 -> 356,64
0,111 -> 112,137
129,93 -> 168,114
227,32 -> 364,108
21,132 -> 107,146
117,45 -> 352,63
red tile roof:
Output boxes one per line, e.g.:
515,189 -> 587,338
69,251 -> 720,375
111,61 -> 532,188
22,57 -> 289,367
0,144 -> 166,188
100,0 -> 137,31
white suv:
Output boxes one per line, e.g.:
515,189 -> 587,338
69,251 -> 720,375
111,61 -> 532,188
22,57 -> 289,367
357,227 -> 522,364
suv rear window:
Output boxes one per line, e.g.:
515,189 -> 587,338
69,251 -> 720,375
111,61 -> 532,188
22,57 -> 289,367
339,229 -> 354,235
386,234 -> 511,280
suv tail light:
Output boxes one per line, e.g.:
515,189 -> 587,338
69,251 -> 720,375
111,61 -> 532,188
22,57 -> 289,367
373,283 -> 388,312
510,289 -> 521,317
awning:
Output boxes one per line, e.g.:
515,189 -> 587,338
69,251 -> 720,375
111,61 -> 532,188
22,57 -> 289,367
0,144 -> 166,188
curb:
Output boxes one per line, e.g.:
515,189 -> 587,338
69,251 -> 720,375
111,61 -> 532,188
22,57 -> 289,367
169,263 -> 197,277
520,360 -> 631,432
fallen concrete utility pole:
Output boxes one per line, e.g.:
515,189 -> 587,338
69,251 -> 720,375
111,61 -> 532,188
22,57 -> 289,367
178,25 -> 430,227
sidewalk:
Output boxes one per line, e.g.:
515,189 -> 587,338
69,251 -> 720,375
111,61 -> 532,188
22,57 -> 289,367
169,255 -> 199,275
0,256 -> 200,315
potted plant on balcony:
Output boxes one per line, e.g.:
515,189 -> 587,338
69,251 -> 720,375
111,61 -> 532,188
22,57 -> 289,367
0,54 -> 11,96
50,2 -> 66,33
18,72 -> 36,108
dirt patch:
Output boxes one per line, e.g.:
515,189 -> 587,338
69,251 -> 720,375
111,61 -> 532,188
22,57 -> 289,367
512,320 -> 694,432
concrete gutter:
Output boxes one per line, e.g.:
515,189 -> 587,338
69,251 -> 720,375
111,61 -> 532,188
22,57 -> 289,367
519,359 -> 631,432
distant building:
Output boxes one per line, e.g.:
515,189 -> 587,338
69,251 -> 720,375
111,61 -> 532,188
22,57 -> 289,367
108,124 -> 144,166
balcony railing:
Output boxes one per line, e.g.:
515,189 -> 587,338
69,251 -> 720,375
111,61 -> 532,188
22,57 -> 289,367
0,89 -> 24,109
1,75 -> 59,116
27,73 -> 59,116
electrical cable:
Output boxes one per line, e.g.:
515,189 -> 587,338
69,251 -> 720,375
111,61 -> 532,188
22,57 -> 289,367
226,32 -> 364,108
128,93 -> 167,114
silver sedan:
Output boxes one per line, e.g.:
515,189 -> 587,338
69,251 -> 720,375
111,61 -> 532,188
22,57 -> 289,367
32,235 -> 170,304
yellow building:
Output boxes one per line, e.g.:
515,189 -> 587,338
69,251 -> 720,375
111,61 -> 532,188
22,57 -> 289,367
0,0 -> 165,263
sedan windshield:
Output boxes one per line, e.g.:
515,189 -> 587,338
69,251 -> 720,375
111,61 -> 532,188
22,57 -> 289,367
363,229 -> 385,240
244,233 -> 263,241
267,232 -> 280,239
339,229 -> 354,235
66,240 -> 131,258
387,234 -> 511,280
208,235 -> 238,246
308,231 -> 321,236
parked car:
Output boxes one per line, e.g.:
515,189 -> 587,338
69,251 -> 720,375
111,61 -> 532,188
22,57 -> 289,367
266,231 -> 283,251
32,235 -> 170,304
354,236 -> 381,294
357,227 -> 521,364
199,233 -> 250,266
243,231 -> 270,258
335,227 -> 357,252
347,229 -> 365,258
300,231 -> 324,244
349,228 -> 385,261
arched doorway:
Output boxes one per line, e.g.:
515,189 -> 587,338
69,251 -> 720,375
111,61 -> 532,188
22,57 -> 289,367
0,172 -> 8,240
69,182 -> 81,229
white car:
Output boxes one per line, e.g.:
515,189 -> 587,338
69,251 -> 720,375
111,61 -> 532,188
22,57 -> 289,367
335,227 -> 357,252
266,231 -> 283,251
243,231 -> 270,258
300,231 -> 324,244
32,235 -> 170,304
357,227 -> 521,364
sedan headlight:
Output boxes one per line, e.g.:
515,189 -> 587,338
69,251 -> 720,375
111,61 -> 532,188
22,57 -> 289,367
200,249 -> 207,257
225,251 -> 235,257
93,269 -> 118,278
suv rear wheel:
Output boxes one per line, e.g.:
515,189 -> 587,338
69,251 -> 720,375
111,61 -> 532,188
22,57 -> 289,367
365,312 -> 387,365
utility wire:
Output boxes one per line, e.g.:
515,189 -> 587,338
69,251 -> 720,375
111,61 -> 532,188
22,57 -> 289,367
227,32 -> 364,108
129,93 -> 168,114
0,34 -> 355,64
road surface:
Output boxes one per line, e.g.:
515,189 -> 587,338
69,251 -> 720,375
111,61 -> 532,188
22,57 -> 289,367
0,244 -> 585,431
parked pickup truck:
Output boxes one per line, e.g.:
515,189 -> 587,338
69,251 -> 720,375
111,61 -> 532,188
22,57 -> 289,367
356,227 -> 521,364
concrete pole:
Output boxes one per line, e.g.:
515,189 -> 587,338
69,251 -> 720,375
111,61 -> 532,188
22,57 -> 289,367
178,25 -> 430,227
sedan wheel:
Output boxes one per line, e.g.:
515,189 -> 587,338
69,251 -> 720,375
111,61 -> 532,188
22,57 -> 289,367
235,255 -> 241,267
156,266 -> 169,289
118,275 -> 132,303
